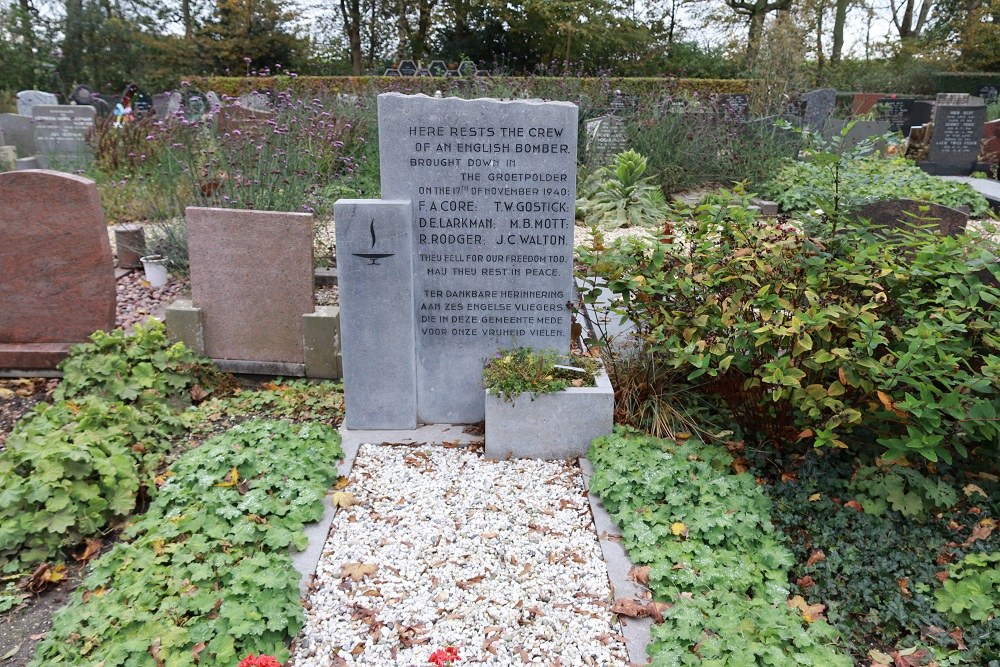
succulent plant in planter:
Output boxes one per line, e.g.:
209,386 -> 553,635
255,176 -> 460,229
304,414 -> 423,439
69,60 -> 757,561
482,346 -> 613,460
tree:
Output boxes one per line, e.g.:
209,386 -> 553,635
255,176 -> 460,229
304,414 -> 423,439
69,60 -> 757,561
723,0 -> 794,62
889,0 -> 933,42
199,0 -> 305,73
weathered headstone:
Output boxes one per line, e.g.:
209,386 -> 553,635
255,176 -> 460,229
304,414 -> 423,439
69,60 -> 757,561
853,198 -> 969,237
165,91 -> 183,116
206,91 -> 222,112
237,91 -> 271,111
32,105 -> 95,164
186,207 -> 315,366
717,94 -> 750,121
183,91 -> 209,121
923,98 -> 987,175
0,145 -> 15,172
802,88 -> 836,131
217,104 -> 274,134
584,115 -> 627,165
15,90 -> 58,116
981,119 -> 1000,163
0,170 -> 115,370
0,113 -> 35,158
32,105 -> 96,169
68,85 -> 111,115
877,97 -> 913,133
355,93 -> 579,424
938,92 -> 971,105
824,119 -> 892,150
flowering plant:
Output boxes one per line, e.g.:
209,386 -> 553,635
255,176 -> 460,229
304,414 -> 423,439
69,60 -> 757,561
238,654 -> 282,667
428,646 -> 460,666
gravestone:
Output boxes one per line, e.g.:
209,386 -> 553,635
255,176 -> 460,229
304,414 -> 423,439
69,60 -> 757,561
980,119 -> 1000,163
187,208 -> 315,367
429,60 -> 448,77
384,69 -> 402,76
0,113 -> 35,157
584,115 -> 627,165
851,92 -> 886,116
458,61 -> 478,77
206,91 -> 222,112
237,91 -> 272,111
980,86 -> 999,104
398,60 -> 418,76
68,85 -> 110,115
337,93 -> 578,426
32,105 -> 96,169
0,145 -> 15,172
877,97 -> 913,133
217,104 -> 274,134
0,170 -> 116,370
130,87 -> 153,119
824,119 -> 891,150
853,199 -> 968,237
922,98 -> 987,175
165,92 -> 183,115
15,90 -> 58,116
802,88 -> 836,131
183,91 -> 209,121
717,94 -> 750,121
938,92 -> 970,105
909,100 -> 934,131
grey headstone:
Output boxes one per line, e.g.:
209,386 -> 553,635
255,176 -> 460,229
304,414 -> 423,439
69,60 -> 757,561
183,91 -> 209,121
937,92 -> 970,105
877,98 -> 914,133
151,93 -> 171,117
205,91 -> 222,113
823,119 -> 891,151
429,60 -> 447,77
802,88 -> 836,131
237,91 -> 271,111
584,115 -> 627,165
14,157 -> 39,170
335,199 -> 416,429
925,101 -> 987,175
853,199 -> 968,237
15,90 -> 58,117
378,93 -> 578,423
0,113 -> 34,157
398,60 -> 418,76
32,105 -> 96,169
0,145 -> 15,172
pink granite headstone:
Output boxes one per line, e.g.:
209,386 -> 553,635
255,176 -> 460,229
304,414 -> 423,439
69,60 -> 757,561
0,170 -> 116,369
980,119 -> 1000,163
187,207 -> 314,364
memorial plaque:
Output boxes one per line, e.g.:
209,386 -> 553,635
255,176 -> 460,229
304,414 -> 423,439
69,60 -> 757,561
584,115 -> 627,164
938,92 -> 970,105
802,88 -> 836,131
15,90 -> 58,116
877,97 -> 913,132
717,94 -> 750,121
237,91 -> 272,111
926,102 -> 987,175
429,60 -> 448,77
378,93 -> 578,423
398,60 -> 418,76
32,105 -> 95,168
0,113 -> 36,158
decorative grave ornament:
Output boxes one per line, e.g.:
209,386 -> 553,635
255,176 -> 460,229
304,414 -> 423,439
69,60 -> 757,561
183,91 -> 209,121
15,90 -> 58,117
113,83 -> 139,127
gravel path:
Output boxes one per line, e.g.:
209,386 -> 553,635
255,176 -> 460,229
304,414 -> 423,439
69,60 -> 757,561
291,445 -> 629,667
116,272 -> 188,330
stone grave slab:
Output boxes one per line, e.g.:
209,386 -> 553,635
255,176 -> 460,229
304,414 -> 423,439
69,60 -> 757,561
585,115 -> 627,165
32,105 -> 96,169
802,88 -> 836,131
237,91 -> 272,111
853,198 -> 968,237
187,207 -> 314,365
217,104 -> 274,134
15,90 -> 58,117
717,93 -> 750,121
0,113 -> 36,158
877,97 -> 914,133
377,93 -> 578,423
0,170 -> 115,369
923,101 -> 987,175
335,199 -> 416,429
980,119 -> 1000,163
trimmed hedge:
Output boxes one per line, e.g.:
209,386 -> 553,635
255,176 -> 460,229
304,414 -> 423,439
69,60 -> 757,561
184,75 -> 752,105
931,71 -> 1000,95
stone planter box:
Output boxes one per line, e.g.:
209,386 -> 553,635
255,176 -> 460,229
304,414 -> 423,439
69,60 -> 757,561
485,366 -> 614,460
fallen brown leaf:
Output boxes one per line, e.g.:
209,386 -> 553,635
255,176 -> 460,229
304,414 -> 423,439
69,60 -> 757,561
611,598 -> 649,618
339,562 -> 377,582
628,565 -> 651,586
806,550 -> 826,566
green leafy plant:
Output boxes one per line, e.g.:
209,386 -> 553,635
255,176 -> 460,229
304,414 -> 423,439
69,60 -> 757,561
578,197 -> 1000,462
936,552 -> 1000,626
55,320 -> 229,407
588,430 -> 852,666
31,419 -> 344,666
188,379 -> 345,431
482,347 -> 598,402
576,149 -> 671,230
849,464 -> 958,519
0,397 -> 182,572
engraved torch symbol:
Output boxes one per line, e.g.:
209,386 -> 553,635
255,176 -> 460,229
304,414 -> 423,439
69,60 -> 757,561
352,218 -> 395,265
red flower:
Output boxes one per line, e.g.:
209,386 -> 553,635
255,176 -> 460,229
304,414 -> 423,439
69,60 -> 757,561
428,646 -> 461,666
238,654 -> 283,667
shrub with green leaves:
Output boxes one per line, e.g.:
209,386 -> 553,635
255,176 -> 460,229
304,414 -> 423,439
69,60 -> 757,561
763,154 -> 990,218
576,150 -> 671,230
0,397 -> 182,572
578,200 -> 1000,462
55,319 -> 226,406
936,552 -> 1000,626
31,419 -> 343,666
588,430 -> 852,666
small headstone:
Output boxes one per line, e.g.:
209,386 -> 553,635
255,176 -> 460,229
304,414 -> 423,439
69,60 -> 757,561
980,86 -> 999,104
187,207 -> 314,364
824,119 -> 892,150
458,60 -> 477,77
183,91 -> 209,121
717,94 -> 750,121
14,157 -> 39,170
851,92 -> 885,116
853,198 -> 968,237
981,119 -> 1000,163
937,92 -> 970,105
165,92 -> 182,116
32,105 -> 96,169
15,90 -> 58,116
398,60 -> 418,76
237,91 -> 271,111
384,69 -> 402,77
877,97 -> 913,133
0,170 -> 116,370
0,145 -> 15,172
217,104 -> 274,134
0,113 -> 36,157
923,98 -> 987,175
206,91 -> 222,112
429,60 -> 447,77
802,88 -> 836,131
584,115 -> 627,165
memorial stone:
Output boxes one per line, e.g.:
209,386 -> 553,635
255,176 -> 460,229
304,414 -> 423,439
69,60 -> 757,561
384,69 -> 402,76
429,61 -> 448,76
851,92 -> 885,116
853,199 -> 968,238
802,88 -> 836,130
877,97 -> 913,133
237,91 -> 271,111
32,105 -> 96,169
981,119 -> 1000,163
584,115 -> 627,165
187,208 -> 314,365
458,61 -> 478,77
924,99 -> 987,175
0,145 -> 15,172
938,92 -> 970,105
15,90 -> 58,116
717,93 -> 750,121
183,91 -> 209,120
165,91 -> 183,115
68,85 -> 111,115
398,60 -> 418,76
0,113 -> 35,157
355,93 -> 579,424
0,170 -> 116,370
981,86 -> 999,104
909,100 -> 934,133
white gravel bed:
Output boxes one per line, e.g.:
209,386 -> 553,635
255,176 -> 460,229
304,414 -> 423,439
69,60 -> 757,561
291,445 -> 629,667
